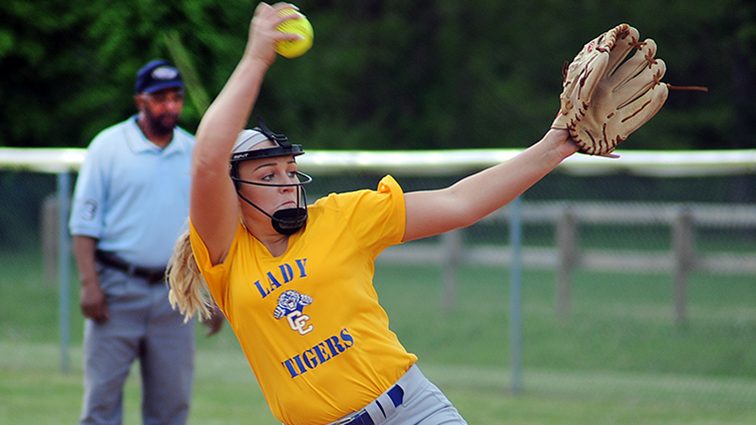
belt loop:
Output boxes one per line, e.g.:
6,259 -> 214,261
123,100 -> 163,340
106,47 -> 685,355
387,385 -> 404,407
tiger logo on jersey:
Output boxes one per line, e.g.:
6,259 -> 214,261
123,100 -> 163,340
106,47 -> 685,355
274,289 -> 314,335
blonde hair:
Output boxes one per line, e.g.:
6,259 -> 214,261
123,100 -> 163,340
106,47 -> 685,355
166,228 -> 214,322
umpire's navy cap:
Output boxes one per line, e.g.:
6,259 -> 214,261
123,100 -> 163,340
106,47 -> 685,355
135,59 -> 184,94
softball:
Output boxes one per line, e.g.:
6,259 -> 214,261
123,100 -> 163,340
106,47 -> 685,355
275,8 -> 314,59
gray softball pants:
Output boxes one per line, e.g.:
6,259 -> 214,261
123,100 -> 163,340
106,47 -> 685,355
328,364 -> 468,425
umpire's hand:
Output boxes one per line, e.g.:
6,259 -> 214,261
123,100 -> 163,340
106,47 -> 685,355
202,304 -> 225,336
80,281 -> 109,323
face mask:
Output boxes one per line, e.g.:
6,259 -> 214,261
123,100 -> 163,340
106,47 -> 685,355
228,122 -> 312,235
232,171 -> 313,235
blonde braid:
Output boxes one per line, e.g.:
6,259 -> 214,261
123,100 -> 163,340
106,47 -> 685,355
166,228 -> 213,322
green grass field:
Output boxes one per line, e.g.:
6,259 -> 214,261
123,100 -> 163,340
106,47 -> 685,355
1,251 -> 755,424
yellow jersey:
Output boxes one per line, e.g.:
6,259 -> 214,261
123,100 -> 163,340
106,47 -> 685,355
190,175 -> 418,425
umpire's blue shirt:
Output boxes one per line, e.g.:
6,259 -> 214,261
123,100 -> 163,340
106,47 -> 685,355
69,116 -> 195,268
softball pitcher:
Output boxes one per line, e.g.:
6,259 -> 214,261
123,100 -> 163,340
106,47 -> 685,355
167,2 -> 582,424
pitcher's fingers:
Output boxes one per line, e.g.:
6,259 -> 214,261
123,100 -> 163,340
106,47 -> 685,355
272,3 -> 303,25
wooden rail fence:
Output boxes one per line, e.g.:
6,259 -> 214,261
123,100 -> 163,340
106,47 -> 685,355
377,202 -> 756,325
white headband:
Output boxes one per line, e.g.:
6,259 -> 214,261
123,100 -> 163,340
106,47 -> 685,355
232,129 -> 271,154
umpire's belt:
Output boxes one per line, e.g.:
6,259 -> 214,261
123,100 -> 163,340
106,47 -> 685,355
95,250 -> 166,284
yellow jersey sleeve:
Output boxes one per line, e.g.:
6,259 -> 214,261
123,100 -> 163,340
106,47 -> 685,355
319,175 -> 406,255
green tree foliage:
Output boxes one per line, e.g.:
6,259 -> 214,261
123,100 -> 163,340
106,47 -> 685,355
0,0 -> 752,150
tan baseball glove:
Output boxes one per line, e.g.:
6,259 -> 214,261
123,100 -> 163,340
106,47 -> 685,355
552,24 -> 669,156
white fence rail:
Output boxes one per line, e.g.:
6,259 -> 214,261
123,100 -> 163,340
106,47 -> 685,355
3,147 -> 756,176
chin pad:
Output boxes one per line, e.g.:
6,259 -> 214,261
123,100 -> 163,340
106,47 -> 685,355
272,208 -> 307,235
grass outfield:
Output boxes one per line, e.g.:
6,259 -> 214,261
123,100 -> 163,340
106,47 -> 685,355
2,343 -> 755,424
1,253 -> 755,423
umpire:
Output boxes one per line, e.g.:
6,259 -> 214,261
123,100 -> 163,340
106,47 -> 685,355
69,59 -> 222,425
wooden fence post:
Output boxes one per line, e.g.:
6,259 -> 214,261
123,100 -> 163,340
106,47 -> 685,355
441,230 -> 462,311
673,207 -> 695,326
556,205 -> 577,319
